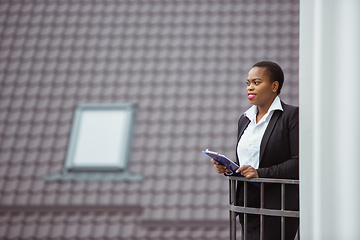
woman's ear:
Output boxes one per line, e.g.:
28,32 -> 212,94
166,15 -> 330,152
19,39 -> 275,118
272,81 -> 279,93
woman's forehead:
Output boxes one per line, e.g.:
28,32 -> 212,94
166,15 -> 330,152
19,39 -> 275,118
248,67 -> 268,79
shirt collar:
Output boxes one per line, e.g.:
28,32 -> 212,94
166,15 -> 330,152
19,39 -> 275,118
244,96 -> 283,121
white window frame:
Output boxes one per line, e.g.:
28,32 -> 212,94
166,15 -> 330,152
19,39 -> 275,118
63,103 -> 136,172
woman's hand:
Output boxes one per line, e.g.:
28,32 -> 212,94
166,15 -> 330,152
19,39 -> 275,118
236,165 -> 259,179
211,159 -> 231,174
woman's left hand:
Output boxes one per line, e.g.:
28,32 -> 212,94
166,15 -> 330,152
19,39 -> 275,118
236,165 -> 259,179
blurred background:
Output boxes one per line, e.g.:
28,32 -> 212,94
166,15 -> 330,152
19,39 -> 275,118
0,0 -> 299,239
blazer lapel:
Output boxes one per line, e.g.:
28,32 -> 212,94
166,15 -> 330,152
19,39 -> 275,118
237,116 -> 250,141
235,115 -> 250,164
259,110 -> 282,163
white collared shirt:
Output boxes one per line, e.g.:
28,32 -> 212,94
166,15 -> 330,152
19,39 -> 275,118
237,96 -> 283,169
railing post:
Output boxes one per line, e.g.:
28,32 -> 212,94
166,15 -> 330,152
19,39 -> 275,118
281,183 -> 286,240
229,179 -> 236,240
244,181 -> 247,240
260,182 -> 264,240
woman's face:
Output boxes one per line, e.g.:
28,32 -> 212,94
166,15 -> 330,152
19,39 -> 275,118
246,67 -> 278,108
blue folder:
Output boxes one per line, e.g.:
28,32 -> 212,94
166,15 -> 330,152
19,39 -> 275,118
202,149 -> 243,176
203,149 -> 261,186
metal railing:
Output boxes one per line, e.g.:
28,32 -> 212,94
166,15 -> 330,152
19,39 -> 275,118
227,176 -> 299,240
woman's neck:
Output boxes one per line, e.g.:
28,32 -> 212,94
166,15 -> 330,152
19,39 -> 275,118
256,96 -> 277,123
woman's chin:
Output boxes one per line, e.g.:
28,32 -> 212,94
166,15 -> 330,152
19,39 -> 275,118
248,99 -> 256,105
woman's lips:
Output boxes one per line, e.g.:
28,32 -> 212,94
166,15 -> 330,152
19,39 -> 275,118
248,93 -> 256,100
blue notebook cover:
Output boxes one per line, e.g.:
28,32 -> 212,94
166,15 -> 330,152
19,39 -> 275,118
203,149 -> 260,186
202,149 -> 243,176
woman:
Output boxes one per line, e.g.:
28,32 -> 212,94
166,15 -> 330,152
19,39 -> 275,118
211,61 -> 299,240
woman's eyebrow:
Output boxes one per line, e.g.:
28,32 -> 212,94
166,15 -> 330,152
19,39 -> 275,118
247,78 -> 262,81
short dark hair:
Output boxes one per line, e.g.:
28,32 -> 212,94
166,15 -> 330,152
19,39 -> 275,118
252,61 -> 284,95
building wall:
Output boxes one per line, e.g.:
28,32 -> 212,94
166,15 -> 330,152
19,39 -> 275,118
300,0 -> 360,239
0,0 -> 299,239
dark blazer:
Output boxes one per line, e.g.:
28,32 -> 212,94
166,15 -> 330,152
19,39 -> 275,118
235,101 -> 299,240
236,101 -> 299,179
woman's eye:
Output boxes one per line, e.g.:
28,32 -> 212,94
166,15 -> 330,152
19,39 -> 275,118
255,82 -> 260,85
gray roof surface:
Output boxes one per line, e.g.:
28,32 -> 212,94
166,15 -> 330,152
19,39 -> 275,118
0,0 -> 299,239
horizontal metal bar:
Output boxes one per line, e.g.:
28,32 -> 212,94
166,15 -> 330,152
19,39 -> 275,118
226,176 -> 299,185
229,204 -> 299,218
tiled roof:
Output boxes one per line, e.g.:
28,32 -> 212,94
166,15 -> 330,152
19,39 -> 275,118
0,0 -> 299,239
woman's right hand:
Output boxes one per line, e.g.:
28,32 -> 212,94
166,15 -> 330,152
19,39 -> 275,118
211,159 -> 232,174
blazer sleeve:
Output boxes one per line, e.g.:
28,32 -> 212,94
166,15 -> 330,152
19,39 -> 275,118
257,107 -> 299,179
